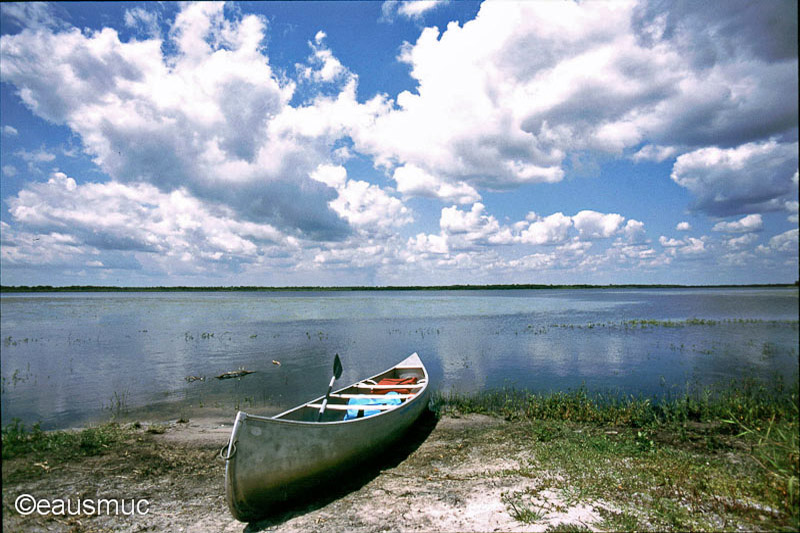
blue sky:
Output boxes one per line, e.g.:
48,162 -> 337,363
0,1 -> 797,286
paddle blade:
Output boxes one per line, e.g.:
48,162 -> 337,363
333,353 -> 343,380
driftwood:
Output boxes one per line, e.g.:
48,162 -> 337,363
185,375 -> 205,382
216,369 -> 256,380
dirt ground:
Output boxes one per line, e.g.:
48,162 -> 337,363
2,413 -> 608,532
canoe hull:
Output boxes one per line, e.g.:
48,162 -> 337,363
224,353 -> 430,522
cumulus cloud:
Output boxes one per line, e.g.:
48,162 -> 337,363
1,1 -> 796,284
380,1 -> 449,22
353,0 -> 798,200
725,233 -> 758,249
671,140 -> 798,216
659,235 -> 709,257
412,206 -> 642,262
757,229 -> 799,255
392,164 -> 481,205
297,31 -> 349,84
712,214 -> 763,233
439,203 -> 513,248
6,171 -> 289,270
631,144 -> 678,162
310,164 -> 412,232
518,212 -> 572,245
572,210 -> 626,240
0,2 -> 353,240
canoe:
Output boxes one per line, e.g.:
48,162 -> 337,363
223,352 -> 430,522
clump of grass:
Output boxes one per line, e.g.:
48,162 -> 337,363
1,419 -> 131,461
502,491 -> 546,523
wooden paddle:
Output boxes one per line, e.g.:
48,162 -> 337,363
317,354 -> 343,421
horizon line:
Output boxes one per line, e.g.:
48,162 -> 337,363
1,282 -> 798,293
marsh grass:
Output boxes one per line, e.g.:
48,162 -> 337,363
1,419 -> 132,471
433,377 -> 799,530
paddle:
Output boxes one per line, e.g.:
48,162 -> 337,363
317,353 -> 343,422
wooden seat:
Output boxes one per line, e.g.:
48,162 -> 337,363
329,393 -> 414,399
354,383 -> 426,390
306,403 -> 396,411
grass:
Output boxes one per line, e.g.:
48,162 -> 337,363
1,420 -> 132,462
1,420 -> 137,483
432,377 -> 799,531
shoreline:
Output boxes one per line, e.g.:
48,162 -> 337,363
2,283 -> 798,293
3,400 -> 797,532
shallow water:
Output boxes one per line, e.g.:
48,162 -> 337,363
1,288 -> 797,429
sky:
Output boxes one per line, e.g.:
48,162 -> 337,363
0,0 -> 797,287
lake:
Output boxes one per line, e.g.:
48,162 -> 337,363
1,288 -> 797,429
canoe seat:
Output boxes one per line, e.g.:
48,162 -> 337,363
330,393 -> 415,399
370,376 -> 418,395
307,403 -> 396,411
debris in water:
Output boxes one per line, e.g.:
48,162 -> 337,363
216,368 -> 255,380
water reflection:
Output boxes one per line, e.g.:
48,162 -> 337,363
1,289 -> 797,429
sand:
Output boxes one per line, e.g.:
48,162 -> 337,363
2,413 -> 610,532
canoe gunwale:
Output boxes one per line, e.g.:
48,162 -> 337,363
224,352 -> 430,522
262,352 -> 428,424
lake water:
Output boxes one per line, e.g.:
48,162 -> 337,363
1,288 -> 797,429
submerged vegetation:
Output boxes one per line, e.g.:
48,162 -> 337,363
433,377 -> 799,530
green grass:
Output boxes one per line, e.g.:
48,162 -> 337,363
432,377 -> 799,530
1,419 -> 131,461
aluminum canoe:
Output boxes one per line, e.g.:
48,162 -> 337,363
224,352 -> 430,522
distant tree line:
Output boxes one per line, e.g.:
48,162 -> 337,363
0,283 -> 796,293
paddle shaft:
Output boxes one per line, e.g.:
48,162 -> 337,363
316,374 -> 337,421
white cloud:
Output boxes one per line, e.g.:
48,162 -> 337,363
2,125 -> 18,136
757,229 -> 799,255
518,212 -> 572,245
14,147 -> 55,164
671,140 -> 798,216
785,200 -> 799,223
712,214 -> 763,233
0,3 -> 355,240
725,233 -> 758,249
440,203 -> 513,247
381,1 -> 449,22
659,235 -> 709,256
355,0 -> 797,203
572,210 -> 625,240
309,164 -> 412,232
631,144 -> 678,162
392,164 -> 481,205
2,165 -> 17,177
0,3 -> 67,32
676,221 -> 691,231
659,236 -> 683,248
124,7 -> 161,38
407,232 -> 448,255
679,237 -> 708,256
621,219 -> 647,244
6,171 -> 290,270
298,31 -> 348,84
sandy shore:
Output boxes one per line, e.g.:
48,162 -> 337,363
2,412 -> 607,532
